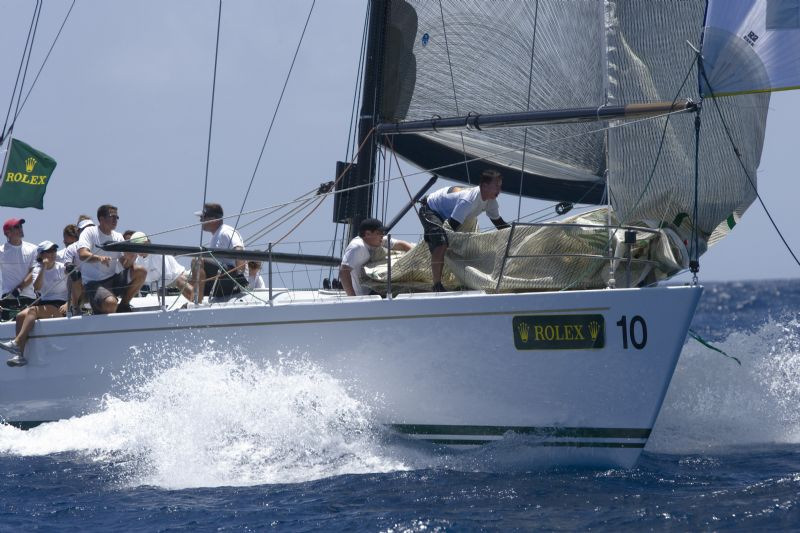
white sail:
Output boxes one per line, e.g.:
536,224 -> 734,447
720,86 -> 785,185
702,0 -> 800,96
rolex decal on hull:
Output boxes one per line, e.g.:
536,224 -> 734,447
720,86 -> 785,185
513,314 -> 605,350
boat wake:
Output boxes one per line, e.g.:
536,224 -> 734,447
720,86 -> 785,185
649,317 -> 800,453
0,348 -> 408,489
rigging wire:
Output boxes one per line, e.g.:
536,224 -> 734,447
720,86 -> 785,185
234,0 -> 317,231
14,0 -> 77,124
13,1 -> 43,123
517,0 -> 540,221
1,0 -> 41,145
437,0 -> 472,184
346,5 -> 370,161
199,0 -> 223,246
143,110 -> 690,243
699,68 -> 800,269
558,57 -> 699,292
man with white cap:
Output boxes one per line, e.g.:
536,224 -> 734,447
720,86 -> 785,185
1,240 -> 69,367
191,202 -> 248,298
129,231 -> 194,301
0,217 -> 38,320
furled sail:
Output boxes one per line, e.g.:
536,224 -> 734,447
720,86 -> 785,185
380,0 -> 608,204
701,0 -> 800,96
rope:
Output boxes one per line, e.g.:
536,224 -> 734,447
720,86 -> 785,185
140,110 -> 690,243
699,66 -> 800,270
234,0 -> 316,231
199,0 -> 223,247
1,0 -> 41,144
14,0 -> 77,124
688,328 -> 741,365
345,4 -> 370,161
13,1 -> 43,123
557,56 -> 699,292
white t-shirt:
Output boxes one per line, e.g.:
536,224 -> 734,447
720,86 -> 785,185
341,236 -> 389,296
0,241 -> 38,299
61,241 -> 83,269
247,272 -> 265,289
207,224 -> 244,268
77,226 -> 124,283
136,254 -> 187,287
425,186 -> 500,226
32,262 -> 69,302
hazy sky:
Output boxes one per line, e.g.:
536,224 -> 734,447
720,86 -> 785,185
0,0 -> 798,283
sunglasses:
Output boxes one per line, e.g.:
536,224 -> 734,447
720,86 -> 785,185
10,224 -> 22,229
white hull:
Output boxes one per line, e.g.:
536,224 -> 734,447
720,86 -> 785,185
0,285 -> 702,468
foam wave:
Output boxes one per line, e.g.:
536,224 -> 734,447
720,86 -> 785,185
649,317 -> 800,453
0,349 -> 407,488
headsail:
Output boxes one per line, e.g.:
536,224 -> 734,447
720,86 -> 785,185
606,0 -> 769,249
701,0 -> 800,97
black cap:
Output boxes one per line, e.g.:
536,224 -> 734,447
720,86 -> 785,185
194,203 -> 224,219
358,218 -> 386,235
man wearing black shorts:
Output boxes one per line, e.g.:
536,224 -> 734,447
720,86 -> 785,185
418,169 -> 509,292
191,203 -> 248,299
77,204 -> 146,314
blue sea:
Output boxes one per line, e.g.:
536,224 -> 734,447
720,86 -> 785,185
2,279 -> 799,531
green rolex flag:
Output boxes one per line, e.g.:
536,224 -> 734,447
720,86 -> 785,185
0,138 -> 57,209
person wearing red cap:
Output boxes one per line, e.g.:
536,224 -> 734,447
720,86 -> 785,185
2,241 -> 69,367
0,217 -> 37,320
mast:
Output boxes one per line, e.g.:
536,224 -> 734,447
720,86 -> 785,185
350,0 -> 389,240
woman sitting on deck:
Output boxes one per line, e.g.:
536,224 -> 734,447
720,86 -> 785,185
1,241 -> 69,367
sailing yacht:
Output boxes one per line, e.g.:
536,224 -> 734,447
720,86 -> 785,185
0,0 -> 789,468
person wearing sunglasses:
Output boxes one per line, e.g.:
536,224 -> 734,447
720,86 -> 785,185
77,204 -> 146,314
0,218 -> 37,320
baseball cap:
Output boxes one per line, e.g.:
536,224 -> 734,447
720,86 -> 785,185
3,218 -> 25,232
77,219 -> 95,230
194,203 -> 223,219
36,240 -> 58,256
129,231 -> 149,244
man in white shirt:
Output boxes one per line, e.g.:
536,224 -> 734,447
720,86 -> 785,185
62,218 -> 94,314
339,218 -> 413,296
0,218 -> 38,320
418,169 -> 509,292
1,240 -> 70,367
77,204 -> 146,314
191,202 -> 248,298
129,231 -> 194,301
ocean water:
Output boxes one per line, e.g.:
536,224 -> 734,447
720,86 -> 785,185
1,279 -> 799,531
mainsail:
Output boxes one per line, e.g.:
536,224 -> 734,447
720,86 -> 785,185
380,0 -> 608,203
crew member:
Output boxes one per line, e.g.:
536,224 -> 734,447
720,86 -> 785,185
77,204 -> 146,313
340,218 -> 413,296
418,169 -> 509,292
191,203 -> 248,298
